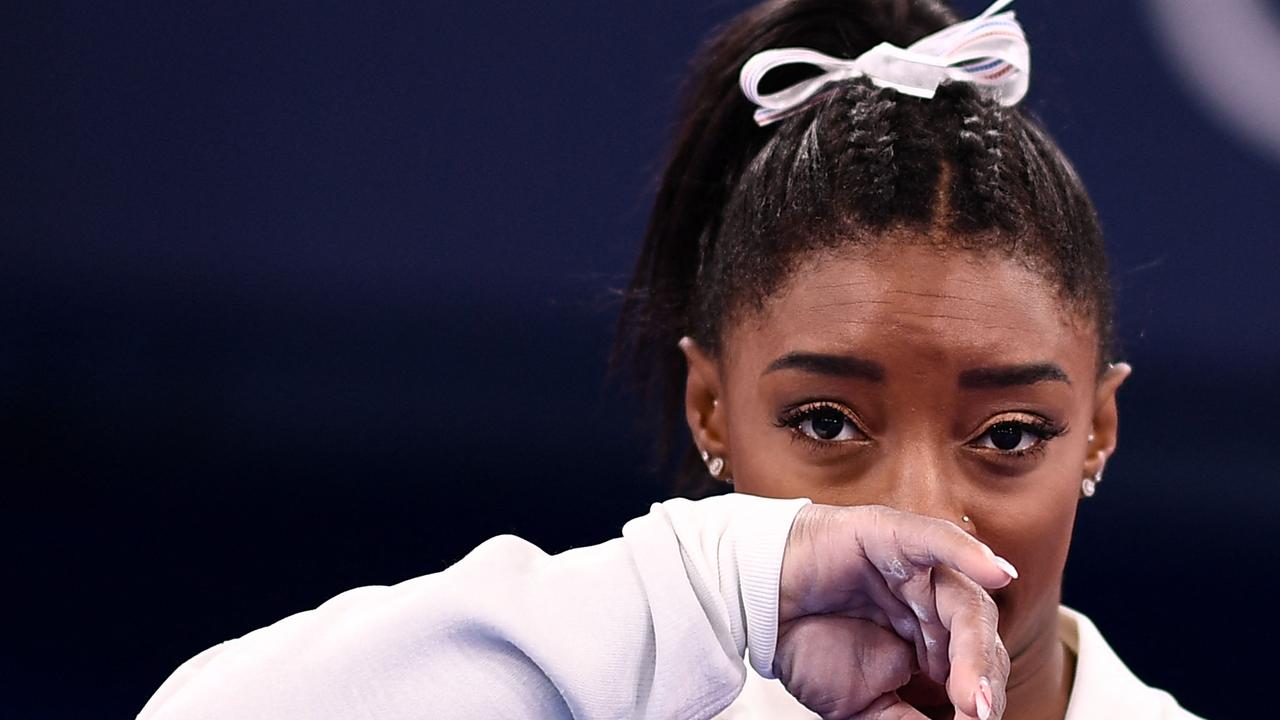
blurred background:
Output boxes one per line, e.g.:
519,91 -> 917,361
5,1 -> 1277,718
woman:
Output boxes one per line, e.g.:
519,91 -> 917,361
139,1 -> 1202,718
611,0 -> 1201,715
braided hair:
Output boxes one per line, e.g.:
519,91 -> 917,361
615,0 -> 1114,497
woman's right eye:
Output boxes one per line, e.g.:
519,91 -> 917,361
779,402 -> 867,443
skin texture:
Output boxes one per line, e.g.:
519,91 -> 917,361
682,242 -> 1130,720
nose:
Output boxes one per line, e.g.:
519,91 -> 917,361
874,439 -> 967,526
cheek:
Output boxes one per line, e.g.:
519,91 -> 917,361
723,401 -> 871,502
730,437 -> 815,499
980,463 -> 1079,560
722,385 -> 882,501
976,412 -> 1091,587
978,465 -> 1080,645
722,388 -> 814,498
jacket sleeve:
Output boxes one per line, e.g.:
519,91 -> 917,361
137,493 -> 811,720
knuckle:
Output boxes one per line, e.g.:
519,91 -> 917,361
976,589 -> 998,615
925,520 -> 976,560
857,504 -> 889,524
996,639 -> 1012,675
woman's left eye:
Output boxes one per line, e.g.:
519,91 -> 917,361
971,419 -> 1059,455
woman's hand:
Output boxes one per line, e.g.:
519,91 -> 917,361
774,504 -> 1015,720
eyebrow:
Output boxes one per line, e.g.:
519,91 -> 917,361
762,352 -> 886,382
958,363 -> 1071,389
763,354 -> 1069,388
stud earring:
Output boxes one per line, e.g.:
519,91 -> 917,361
708,456 -> 725,478
700,449 -> 730,484
1082,468 -> 1103,497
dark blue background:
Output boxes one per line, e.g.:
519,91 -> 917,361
5,2 -> 1277,718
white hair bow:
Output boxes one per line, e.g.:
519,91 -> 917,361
739,0 -> 1030,126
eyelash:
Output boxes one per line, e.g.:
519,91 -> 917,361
967,414 -> 1067,459
774,403 -> 1067,459
774,401 -> 869,451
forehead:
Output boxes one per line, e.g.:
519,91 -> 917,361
727,244 -> 1094,374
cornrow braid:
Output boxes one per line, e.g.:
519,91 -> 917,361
951,95 -> 1017,234
841,85 -> 900,219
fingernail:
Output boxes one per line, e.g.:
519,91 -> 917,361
975,676 -> 993,720
992,555 -> 1019,579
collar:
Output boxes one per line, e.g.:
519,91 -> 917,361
1059,606 -> 1203,720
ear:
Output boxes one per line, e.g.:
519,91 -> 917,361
1084,362 -> 1132,479
679,336 -> 731,470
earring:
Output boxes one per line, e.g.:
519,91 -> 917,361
700,449 -> 730,483
1082,468 -> 1103,497
708,456 -> 725,478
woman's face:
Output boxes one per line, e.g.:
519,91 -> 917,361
682,242 -> 1128,703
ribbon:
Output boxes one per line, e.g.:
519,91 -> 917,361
739,0 -> 1030,126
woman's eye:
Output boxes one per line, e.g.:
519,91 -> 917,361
789,405 -> 865,443
973,421 -> 1050,454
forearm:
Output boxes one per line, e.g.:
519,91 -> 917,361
137,494 -> 809,720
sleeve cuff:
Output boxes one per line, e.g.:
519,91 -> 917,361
728,495 -> 810,679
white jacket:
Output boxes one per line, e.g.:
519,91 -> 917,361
137,494 -> 1202,719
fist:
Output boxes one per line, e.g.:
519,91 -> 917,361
774,504 -> 1015,719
